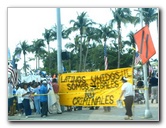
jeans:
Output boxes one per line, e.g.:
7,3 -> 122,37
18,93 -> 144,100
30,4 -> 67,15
22,99 -> 32,116
34,99 -> 41,114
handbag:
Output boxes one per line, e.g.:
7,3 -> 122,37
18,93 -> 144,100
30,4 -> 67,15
116,100 -> 123,108
30,99 -> 34,109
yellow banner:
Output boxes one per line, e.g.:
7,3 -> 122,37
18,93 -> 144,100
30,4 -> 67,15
58,67 -> 133,106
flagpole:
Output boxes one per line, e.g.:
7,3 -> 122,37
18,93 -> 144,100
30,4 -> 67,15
139,8 -> 152,118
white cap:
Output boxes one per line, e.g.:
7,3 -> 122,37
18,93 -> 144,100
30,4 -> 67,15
121,76 -> 128,81
42,80 -> 47,84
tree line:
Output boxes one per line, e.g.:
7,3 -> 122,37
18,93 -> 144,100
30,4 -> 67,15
13,8 -> 158,76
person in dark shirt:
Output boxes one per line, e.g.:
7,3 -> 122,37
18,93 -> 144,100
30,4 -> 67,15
136,77 -> 144,88
149,73 -> 158,103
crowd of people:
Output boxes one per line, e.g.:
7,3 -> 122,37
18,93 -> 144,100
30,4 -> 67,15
8,72 -> 158,120
8,77 -> 62,118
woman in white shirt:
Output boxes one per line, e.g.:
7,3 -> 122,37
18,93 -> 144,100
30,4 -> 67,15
16,84 -> 24,116
22,83 -> 32,118
119,77 -> 134,120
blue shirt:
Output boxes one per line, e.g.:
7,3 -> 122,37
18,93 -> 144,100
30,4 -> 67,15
39,84 -> 48,102
33,87 -> 40,101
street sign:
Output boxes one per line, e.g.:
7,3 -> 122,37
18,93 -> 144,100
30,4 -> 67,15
134,25 -> 156,64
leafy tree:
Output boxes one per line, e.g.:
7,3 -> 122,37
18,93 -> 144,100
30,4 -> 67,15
65,35 -> 80,71
69,11 -> 95,72
110,8 -> 134,68
14,40 -> 30,76
97,23 -> 118,69
82,27 -> 102,71
30,39 -> 46,70
123,31 -> 136,66
42,28 -> 53,75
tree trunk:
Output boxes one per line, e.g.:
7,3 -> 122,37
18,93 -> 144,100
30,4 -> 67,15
36,56 -> 37,70
38,56 -> 40,69
48,43 -> 51,75
23,54 -> 27,76
83,40 -> 89,71
79,36 -> 83,72
117,28 -> 121,68
132,49 -> 136,67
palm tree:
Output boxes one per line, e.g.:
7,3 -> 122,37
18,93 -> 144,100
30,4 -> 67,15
65,35 -> 80,71
65,35 -> 80,54
30,39 -> 46,70
69,11 -> 95,72
123,31 -> 136,66
82,27 -> 102,71
14,40 -> 30,76
50,24 -> 70,73
142,8 -> 158,27
51,24 -> 70,40
110,8 -> 133,68
98,23 -> 118,69
42,28 -> 53,75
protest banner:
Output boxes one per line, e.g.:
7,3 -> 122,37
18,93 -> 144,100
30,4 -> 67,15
58,67 -> 133,106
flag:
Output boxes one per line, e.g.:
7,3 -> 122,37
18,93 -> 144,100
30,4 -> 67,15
8,57 -> 18,86
135,52 -> 141,65
148,63 -> 153,76
104,42 -> 108,70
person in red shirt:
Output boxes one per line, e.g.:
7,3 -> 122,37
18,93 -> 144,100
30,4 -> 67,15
52,78 -> 62,114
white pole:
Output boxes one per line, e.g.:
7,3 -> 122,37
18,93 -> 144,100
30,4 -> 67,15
140,8 -> 152,118
56,8 -> 65,112
56,8 -> 63,74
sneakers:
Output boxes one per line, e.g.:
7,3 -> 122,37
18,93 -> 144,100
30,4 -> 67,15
25,116 -> 28,119
124,116 -> 133,120
41,115 -> 47,118
43,115 -> 46,118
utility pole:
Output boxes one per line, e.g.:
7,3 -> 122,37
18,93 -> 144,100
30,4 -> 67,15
139,8 -> 152,118
56,8 -> 63,74
56,8 -> 65,112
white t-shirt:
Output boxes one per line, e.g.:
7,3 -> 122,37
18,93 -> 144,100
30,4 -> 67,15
16,87 -> 24,104
8,83 -> 13,98
22,89 -> 30,99
121,82 -> 134,98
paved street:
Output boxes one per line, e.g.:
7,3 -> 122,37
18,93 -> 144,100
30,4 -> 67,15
8,102 -> 159,121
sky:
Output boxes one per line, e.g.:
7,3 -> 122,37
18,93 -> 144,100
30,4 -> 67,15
8,8 -> 113,52
8,7 -> 159,70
